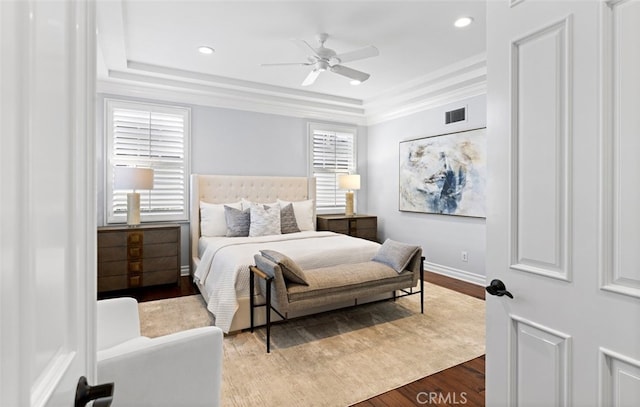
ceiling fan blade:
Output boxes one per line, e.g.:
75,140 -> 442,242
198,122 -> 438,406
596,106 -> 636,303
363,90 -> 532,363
302,69 -> 321,86
330,65 -> 370,82
334,45 -> 379,64
292,39 -> 319,57
260,62 -> 312,67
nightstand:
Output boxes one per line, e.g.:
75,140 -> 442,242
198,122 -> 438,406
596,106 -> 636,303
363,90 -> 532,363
97,224 -> 180,293
316,214 -> 378,242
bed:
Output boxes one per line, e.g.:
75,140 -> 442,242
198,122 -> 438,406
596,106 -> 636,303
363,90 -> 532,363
190,174 -> 384,333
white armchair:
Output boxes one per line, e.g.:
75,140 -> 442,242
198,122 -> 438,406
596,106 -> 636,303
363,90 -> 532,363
97,297 -> 223,407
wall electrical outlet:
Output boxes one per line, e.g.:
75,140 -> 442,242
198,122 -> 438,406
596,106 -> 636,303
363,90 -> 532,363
461,251 -> 468,262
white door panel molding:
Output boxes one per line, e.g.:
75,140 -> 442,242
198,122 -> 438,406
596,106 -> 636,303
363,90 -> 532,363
508,315 -> 572,407
600,348 -> 640,407
600,0 -> 640,299
509,17 -> 573,281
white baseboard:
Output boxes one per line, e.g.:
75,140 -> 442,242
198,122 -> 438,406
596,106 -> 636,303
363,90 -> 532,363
181,265 -> 190,277
424,261 -> 487,286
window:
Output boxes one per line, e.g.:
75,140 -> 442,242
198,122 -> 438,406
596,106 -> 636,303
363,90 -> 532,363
105,99 -> 190,223
308,122 -> 357,214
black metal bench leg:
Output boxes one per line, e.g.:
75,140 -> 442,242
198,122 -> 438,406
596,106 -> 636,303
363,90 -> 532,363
250,269 -> 255,332
420,256 -> 425,314
266,279 -> 272,353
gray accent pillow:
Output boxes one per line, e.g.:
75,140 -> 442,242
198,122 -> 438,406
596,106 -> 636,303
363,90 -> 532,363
280,203 -> 300,234
371,239 -> 420,273
259,249 -> 308,285
224,205 -> 250,237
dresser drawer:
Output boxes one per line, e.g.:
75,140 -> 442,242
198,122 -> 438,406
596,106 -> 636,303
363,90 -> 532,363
317,218 -> 347,233
327,220 -> 349,233
98,261 -> 127,277
355,228 -> 377,240
144,256 -> 179,272
98,275 -> 128,292
98,232 -> 127,248
98,246 -> 127,262
144,242 -> 179,258
144,228 -> 179,244
144,270 -> 179,286
352,218 -> 376,229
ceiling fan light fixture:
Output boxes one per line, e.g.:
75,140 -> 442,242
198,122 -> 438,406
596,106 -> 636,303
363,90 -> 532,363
350,79 -> 362,86
198,46 -> 214,55
454,16 -> 474,28
317,60 -> 329,72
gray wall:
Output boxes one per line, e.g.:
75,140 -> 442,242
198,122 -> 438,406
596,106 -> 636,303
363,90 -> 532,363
366,95 -> 487,283
97,93 -> 368,272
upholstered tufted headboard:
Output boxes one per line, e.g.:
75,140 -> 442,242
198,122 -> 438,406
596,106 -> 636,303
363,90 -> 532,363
189,174 -> 316,271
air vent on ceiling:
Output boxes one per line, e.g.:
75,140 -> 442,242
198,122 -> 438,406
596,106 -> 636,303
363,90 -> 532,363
445,107 -> 466,124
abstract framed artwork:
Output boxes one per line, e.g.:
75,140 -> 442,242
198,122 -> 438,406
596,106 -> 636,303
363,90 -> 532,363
399,127 -> 486,218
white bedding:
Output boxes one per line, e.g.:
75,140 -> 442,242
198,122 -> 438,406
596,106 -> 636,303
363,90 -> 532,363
193,231 -> 380,333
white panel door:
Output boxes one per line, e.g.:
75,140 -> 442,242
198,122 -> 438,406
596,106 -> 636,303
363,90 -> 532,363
0,0 -> 98,406
487,1 -> 640,406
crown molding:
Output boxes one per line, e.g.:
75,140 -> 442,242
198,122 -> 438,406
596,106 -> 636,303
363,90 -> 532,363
97,53 -> 487,126
364,54 -> 486,124
97,77 -> 369,125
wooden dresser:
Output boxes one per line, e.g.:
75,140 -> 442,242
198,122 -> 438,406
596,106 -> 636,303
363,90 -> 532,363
316,214 -> 378,242
97,224 -> 180,292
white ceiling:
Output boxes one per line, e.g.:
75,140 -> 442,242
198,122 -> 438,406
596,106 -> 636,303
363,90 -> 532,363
97,0 -> 487,124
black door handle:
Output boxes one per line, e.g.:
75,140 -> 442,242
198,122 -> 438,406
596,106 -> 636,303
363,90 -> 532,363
485,279 -> 514,299
75,376 -> 114,407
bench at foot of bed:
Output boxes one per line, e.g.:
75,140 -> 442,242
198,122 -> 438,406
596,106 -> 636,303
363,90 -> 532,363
249,241 -> 424,352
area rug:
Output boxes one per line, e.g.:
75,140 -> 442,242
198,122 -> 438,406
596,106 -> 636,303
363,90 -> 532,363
138,282 -> 485,407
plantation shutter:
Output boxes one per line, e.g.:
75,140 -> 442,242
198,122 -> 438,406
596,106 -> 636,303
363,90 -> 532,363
106,100 -> 190,223
309,123 -> 356,213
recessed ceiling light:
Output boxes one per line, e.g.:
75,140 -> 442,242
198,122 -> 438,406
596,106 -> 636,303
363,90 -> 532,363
454,17 -> 474,28
198,46 -> 214,55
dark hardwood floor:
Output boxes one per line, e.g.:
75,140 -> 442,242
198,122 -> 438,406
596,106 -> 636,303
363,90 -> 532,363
97,275 -> 198,302
425,271 -> 485,300
352,272 -> 486,407
99,271 -> 486,407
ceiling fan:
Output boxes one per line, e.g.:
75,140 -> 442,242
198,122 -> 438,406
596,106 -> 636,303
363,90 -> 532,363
261,33 -> 379,86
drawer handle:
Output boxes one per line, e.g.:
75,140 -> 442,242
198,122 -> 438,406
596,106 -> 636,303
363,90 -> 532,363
128,233 -> 143,244
129,275 -> 141,287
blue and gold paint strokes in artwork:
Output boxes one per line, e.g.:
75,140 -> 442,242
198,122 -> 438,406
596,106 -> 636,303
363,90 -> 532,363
399,128 -> 486,218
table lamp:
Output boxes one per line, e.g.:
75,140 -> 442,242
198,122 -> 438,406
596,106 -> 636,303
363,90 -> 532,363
338,174 -> 360,216
114,167 -> 154,225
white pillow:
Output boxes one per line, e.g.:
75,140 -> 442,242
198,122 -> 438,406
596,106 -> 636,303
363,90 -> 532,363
241,198 -> 277,211
277,199 -> 315,231
200,201 -> 242,236
249,204 -> 281,237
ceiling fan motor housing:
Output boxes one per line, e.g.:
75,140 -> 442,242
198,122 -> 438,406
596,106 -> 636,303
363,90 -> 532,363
316,60 -> 329,71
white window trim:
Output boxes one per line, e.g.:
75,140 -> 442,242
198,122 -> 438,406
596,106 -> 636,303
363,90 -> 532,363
308,122 -> 358,215
104,98 -> 191,224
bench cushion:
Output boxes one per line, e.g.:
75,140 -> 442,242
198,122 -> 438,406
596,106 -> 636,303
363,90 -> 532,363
287,261 -> 414,303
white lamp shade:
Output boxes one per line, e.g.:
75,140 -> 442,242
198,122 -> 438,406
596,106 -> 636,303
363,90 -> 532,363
338,174 -> 361,190
114,167 -> 154,191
